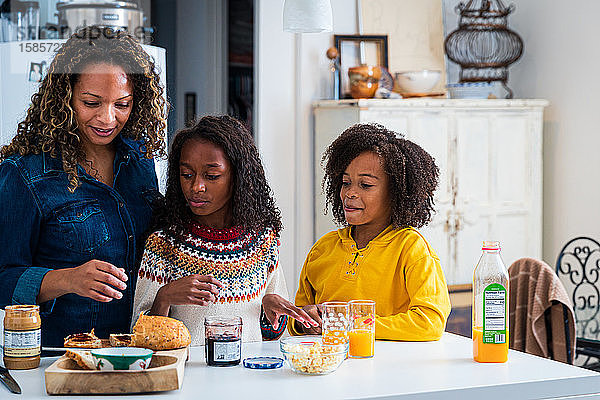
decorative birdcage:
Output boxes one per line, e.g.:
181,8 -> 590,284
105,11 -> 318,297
444,0 -> 523,98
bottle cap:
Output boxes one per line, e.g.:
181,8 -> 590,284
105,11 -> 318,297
243,357 -> 283,369
482,240 -> 500,251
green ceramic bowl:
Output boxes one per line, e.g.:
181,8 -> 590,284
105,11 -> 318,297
91,347 -> 154,371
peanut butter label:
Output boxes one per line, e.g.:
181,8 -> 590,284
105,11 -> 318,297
3,329 -> 41,357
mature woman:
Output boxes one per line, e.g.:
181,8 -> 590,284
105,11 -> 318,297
0,27 -> 167,347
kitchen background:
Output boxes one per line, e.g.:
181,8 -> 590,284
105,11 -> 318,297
1,0 -> 597,303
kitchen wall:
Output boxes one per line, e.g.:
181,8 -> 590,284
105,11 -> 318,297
505,1 -> 600,268
176,0 -> 226,129
257,0 -> 600,292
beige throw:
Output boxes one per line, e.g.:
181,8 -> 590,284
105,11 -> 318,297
509,257 -> 576,363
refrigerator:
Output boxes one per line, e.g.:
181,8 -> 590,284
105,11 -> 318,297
0,39 -> 168,192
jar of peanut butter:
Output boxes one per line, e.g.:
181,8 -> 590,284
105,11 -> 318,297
3,305 -> 41,369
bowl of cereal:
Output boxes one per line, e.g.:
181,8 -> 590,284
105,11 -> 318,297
280,336 -> 348,375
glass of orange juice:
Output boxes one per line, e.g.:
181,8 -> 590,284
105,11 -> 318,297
348,300 -> 375,358
321,301 -> 349,345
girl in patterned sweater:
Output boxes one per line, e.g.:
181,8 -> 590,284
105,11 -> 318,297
133,116 -> 317,344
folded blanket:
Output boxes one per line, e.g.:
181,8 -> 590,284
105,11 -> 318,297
509,257 -> 575,363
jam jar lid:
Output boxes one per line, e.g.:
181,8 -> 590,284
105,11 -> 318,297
204,316 -> 242,326
243,357 -> 283,369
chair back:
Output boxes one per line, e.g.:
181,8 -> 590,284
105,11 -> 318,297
555,237 -> 600,342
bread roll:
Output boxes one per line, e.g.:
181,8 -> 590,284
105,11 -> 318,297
132,313 -> 191,350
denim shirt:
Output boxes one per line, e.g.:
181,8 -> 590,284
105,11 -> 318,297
0,136 -> 161,347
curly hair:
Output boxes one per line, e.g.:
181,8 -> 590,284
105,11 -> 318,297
0,26 -> 167,192
150,115 -> 282,236
322,123 -> 439,229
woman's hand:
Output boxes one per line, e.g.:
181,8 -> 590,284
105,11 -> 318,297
68,260 -> 129,302
297,304 -> 323,335
38,259 -> 128,304
151,274 -> 223,316
262,294 -> 319,330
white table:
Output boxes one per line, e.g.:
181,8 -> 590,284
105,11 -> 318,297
6,333 -> 600,399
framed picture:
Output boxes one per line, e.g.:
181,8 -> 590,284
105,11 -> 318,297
28,61 -> 47,83
334,35 -> 388,99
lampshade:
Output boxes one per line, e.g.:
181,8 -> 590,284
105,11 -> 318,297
283,0 -> 333,33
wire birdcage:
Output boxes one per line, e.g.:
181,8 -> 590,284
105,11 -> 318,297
444,0 -> 523,98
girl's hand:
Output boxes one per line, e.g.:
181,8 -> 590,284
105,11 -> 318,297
298,304 -> 323,334
152,275 -> 223,315
69,260 -> 129,302
262,294 -> 319,330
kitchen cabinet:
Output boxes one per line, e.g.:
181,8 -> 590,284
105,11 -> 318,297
313,99 -> 548,285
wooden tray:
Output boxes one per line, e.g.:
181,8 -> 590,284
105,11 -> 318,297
44,348 -> 187,395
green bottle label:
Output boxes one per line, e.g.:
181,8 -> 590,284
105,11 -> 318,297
482,283 -> 507,344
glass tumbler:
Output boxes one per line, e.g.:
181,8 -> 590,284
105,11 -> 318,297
348,300 -> 375,358
321,301 -> 349,345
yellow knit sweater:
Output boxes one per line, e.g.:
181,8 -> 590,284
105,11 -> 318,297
290,225 -> 451,341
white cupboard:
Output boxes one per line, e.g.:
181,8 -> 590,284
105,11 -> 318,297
313,99 -> 548,285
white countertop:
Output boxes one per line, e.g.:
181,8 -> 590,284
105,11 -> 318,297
6,333 -> 600,399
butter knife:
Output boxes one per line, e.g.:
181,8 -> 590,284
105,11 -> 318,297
42,347 -> 94,352
0,366 -> 21,394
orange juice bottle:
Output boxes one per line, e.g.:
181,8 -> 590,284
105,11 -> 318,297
473,240 -> 509,363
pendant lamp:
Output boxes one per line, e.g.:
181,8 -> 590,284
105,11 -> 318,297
283,0 -> 333,33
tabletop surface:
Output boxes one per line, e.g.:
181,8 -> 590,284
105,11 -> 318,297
5,333 -> 600,400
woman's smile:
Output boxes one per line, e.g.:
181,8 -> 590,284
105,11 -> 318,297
90,126 -> 116,137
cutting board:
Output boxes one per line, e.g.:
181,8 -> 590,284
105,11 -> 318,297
44,347 -> 187,395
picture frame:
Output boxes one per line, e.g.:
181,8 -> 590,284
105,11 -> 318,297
334,34 -> 388,99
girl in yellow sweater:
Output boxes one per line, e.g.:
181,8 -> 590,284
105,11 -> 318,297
290,123 -> 451,341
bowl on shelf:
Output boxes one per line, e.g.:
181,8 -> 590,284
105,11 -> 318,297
394,70 -> 441,95
91,347 -> 154,371
279,336 -> 348,375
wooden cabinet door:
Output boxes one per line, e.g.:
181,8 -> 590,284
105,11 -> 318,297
453,113 -> 494,284
453,111 -> 541,283
489,113 -> 542,268
403,112 -> 453,284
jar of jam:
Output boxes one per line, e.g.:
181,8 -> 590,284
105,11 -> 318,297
204,316 -> 242,366
3,305 -> 41,370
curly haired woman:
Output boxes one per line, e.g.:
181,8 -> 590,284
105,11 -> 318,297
290,123 -> 451,341
132,115 -> 317,344
0,27 -> 167,347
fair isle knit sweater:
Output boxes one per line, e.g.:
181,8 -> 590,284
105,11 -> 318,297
132,223 -> 289,345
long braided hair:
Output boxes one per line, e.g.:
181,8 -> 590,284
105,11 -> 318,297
0,27 -> 167,192
149,115 -> 282,237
